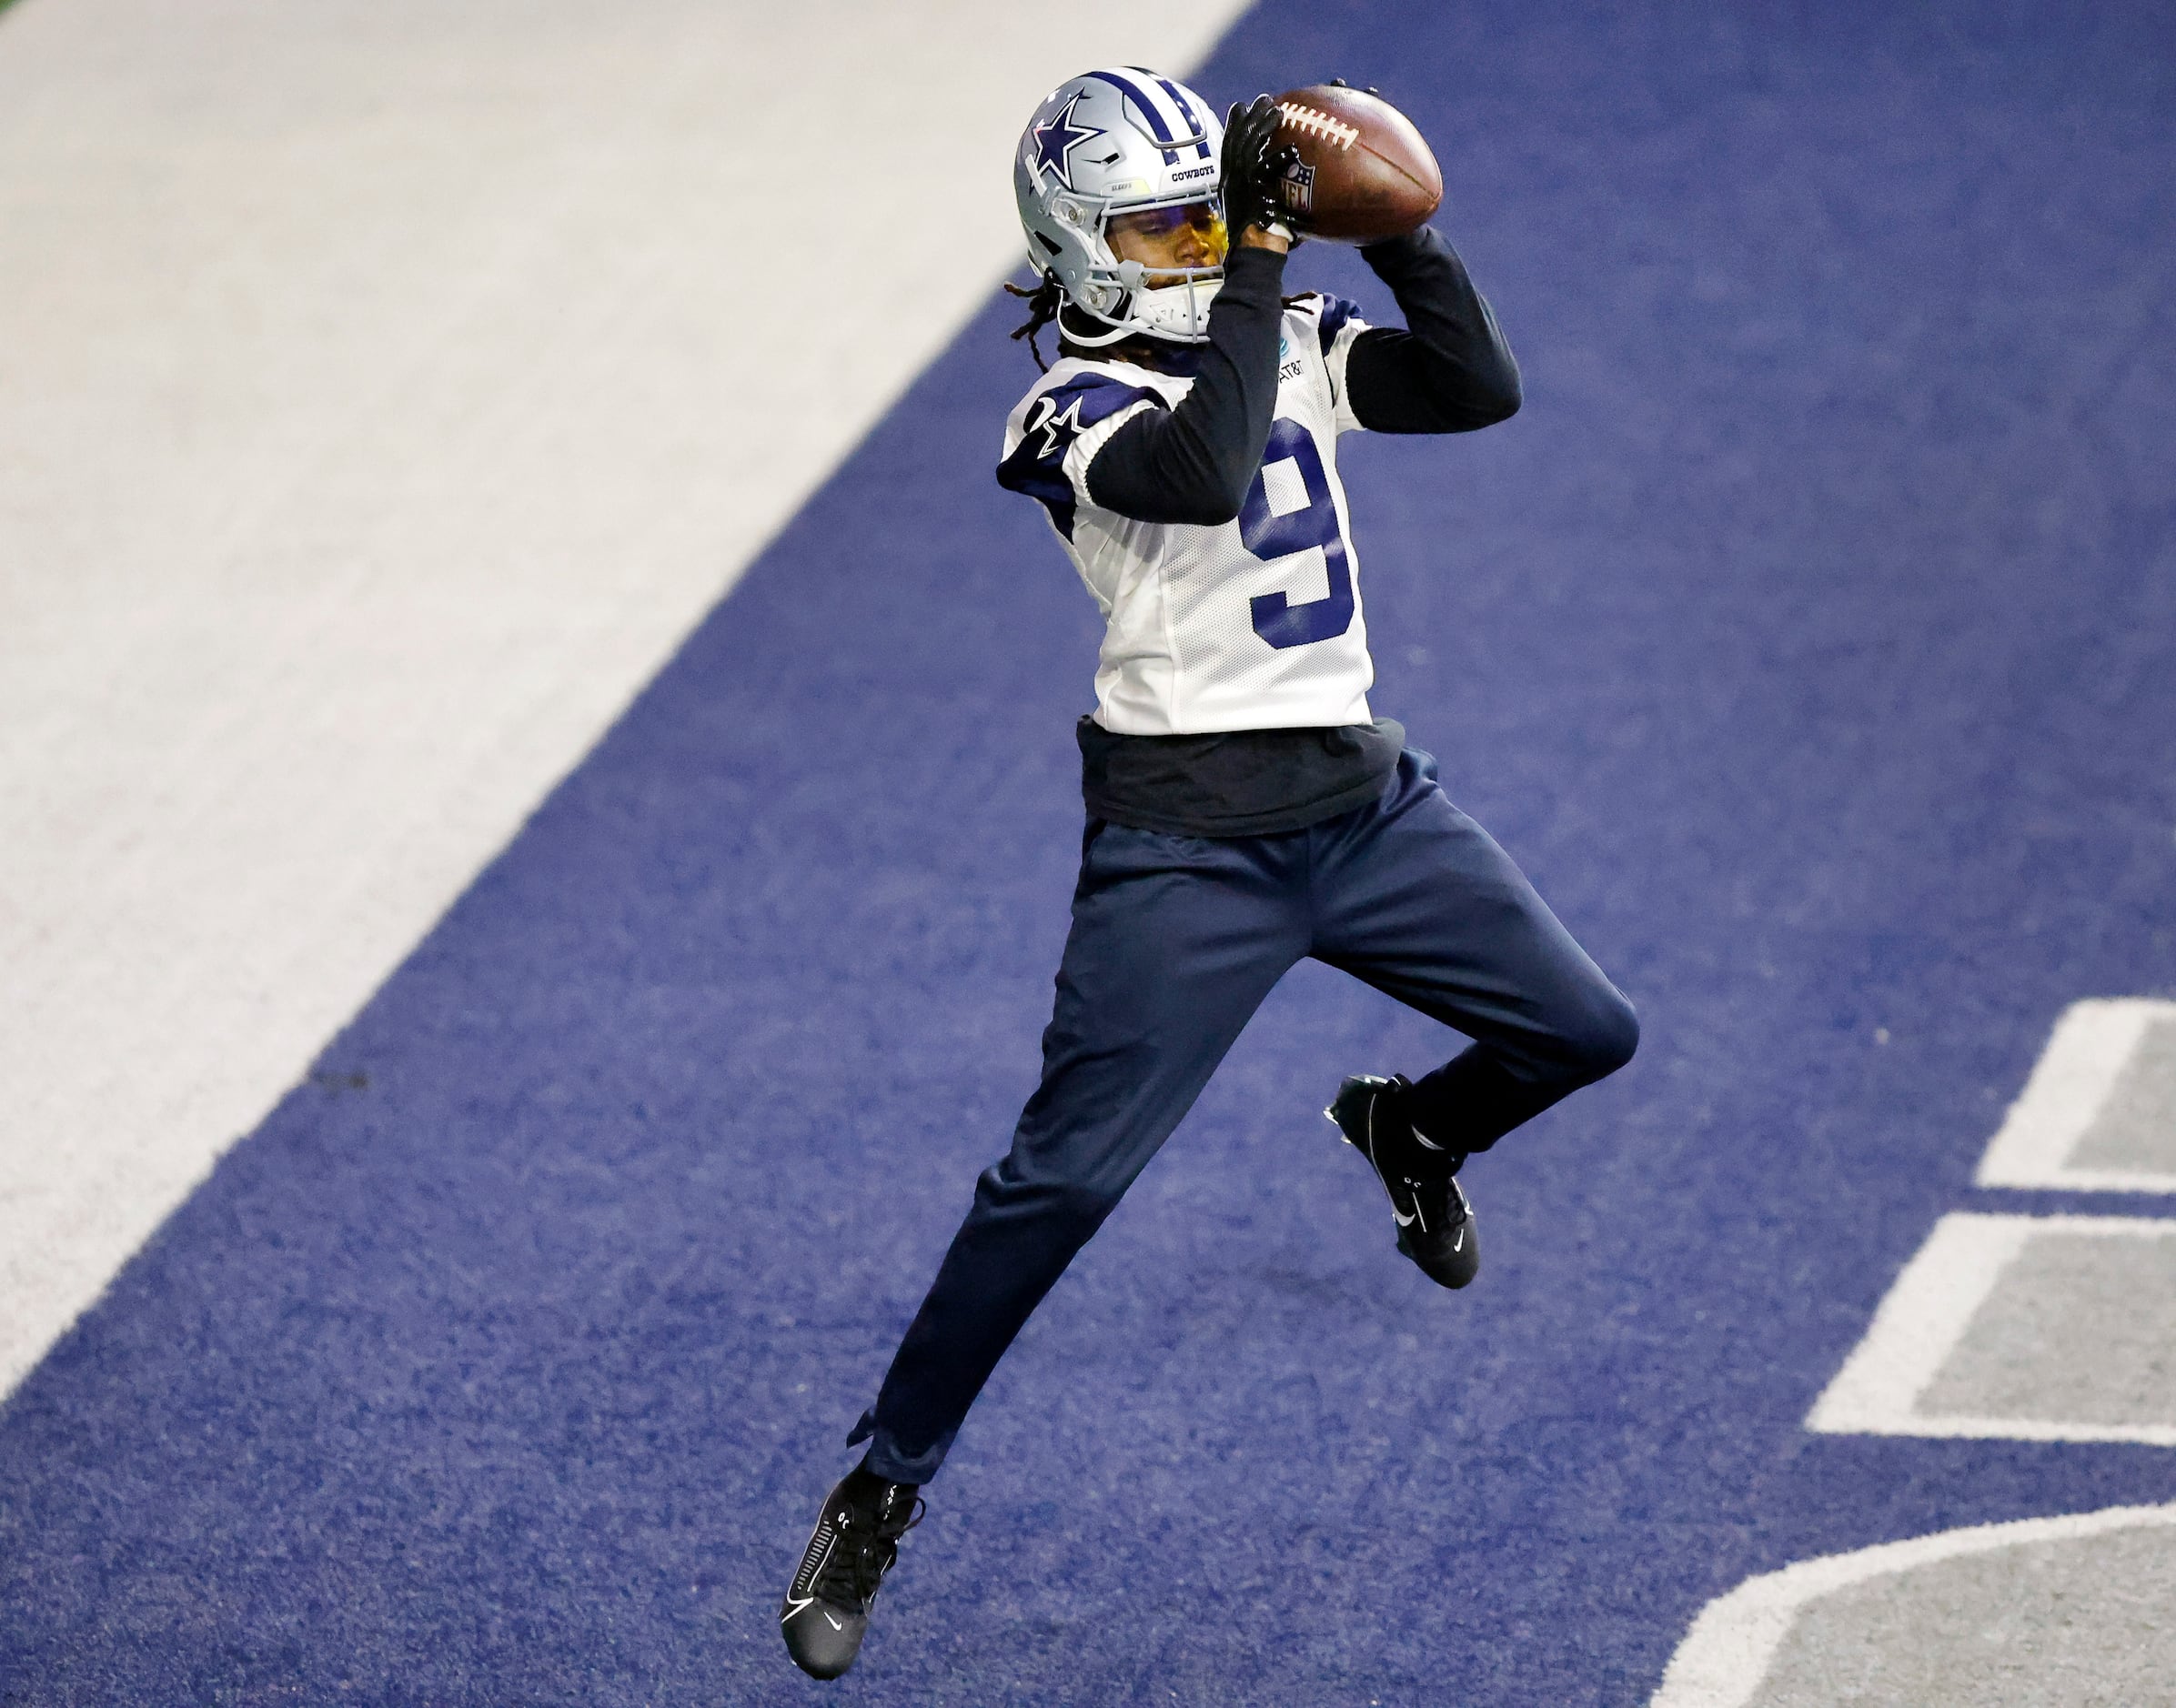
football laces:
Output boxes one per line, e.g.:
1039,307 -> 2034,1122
1275,103 -> 1360,150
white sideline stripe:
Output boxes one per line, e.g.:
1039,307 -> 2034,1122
1648,1502 -> 2176,1708
0,0 -> 1248,1399
1976,998 -> 2176,1192
1810,1413 -> 2176,1448
1808,1212 -> 2176,1445
1992,1166 -> 2176,1194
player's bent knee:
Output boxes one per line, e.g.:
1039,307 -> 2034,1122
1550,989 -> 1639,1086
1582,991 -> 1641,1080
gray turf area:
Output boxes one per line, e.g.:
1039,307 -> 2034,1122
0,0 -> 1238,1400
1915,1231 -> 2176,1428
1748,1526 -> 2176,1707
2070,1014 -> 2176,1175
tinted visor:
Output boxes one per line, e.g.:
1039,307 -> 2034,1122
1106,199 -> 1228,269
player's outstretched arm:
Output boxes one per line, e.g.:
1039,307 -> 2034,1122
1083,96 -> 1296,527
1344,226 -> 1523,433
1083,245 -> 1285,525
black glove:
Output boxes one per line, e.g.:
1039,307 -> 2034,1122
1220,94 -> 1299,239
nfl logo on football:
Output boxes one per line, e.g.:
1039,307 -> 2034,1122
1282,158 -> 1315,215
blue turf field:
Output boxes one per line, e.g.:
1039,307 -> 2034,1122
5,1 -> 2175,1702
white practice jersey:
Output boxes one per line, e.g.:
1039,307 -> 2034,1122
997,294 -> 1375,736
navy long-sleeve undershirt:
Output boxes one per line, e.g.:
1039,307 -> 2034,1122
1345,226 -> 1523,434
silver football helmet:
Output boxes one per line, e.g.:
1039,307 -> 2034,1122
1014,67 -> 1227,346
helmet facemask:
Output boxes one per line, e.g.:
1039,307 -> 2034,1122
1057,196 -> 1229,347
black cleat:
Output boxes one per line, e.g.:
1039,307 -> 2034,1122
780,1465 -> 924,1680
1325,1074 -> 1480,1290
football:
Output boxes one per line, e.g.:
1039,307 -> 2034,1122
1269,85 -> 1442,243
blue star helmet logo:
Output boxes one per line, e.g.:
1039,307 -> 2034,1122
1031,91 -> 1103,193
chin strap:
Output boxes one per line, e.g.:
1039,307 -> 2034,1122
1053,303 -> 1157,349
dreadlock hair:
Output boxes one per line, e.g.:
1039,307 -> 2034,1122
1004,271 -> 1065,372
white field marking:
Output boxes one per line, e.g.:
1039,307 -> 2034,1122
1648,1502 -> 2176,1708
1976,998 -> 2176,1193
1808,1212 -> 2176,1445
0,0 -> 1248,1398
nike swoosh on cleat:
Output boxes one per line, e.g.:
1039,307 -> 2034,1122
823,1612 -> 844,1631
781,1530 -> 836,1623
1392,1205 -> 1419,1227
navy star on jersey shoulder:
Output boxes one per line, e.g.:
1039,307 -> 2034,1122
995,370 -> 1164,541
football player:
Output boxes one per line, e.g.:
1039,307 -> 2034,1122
781,69 -> 1637,1680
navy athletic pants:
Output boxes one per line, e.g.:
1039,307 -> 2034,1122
851,749 -> 1637,1483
